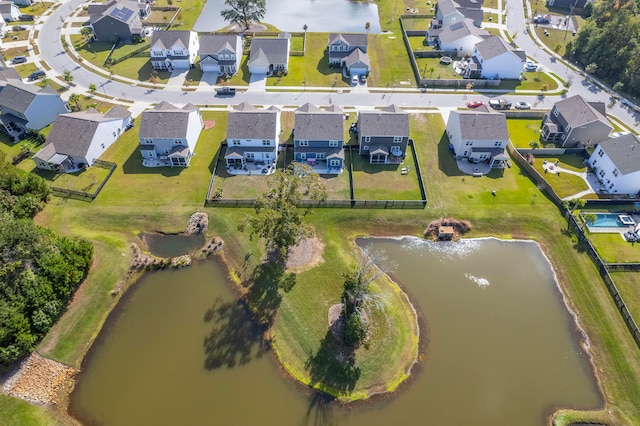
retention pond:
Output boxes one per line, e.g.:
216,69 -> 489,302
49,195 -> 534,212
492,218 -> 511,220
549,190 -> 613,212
70,238 -> 601,425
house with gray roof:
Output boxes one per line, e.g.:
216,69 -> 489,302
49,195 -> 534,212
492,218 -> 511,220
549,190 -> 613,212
587,134 -> 640,195
32,106 -> 132,173
430,19 -> 488,56
138,101 -> 203,167
150,30 -> 199,70
89,0 -> 147,42
357,104 -> 410,164
294,103 -> 344,174
426,0 -> 483,45
248,33 -> 290,76
462,35 -> 526,79
328,33 -> 369,77
225,102 -> 281,174
446,105 -> 510,170
0,1 -> 19,22
0,79 -> 70,140
541,95 -> 613,147
0,54 -> 20,90
199,34 -> 243,75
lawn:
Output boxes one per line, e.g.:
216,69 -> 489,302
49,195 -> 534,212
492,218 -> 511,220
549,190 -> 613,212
588,232 -> 640,264
507,118 -> 542,148
535,27 -> 576,57
19,2 -> 54,18
0,395 -> 63,426
32,164 -> 112,194
415,57 -> 461,80
401,17 -> 433,31
498,71 -> 560,92
407,35 -> 429,51
153,0 -> 205,30
611,272 -> 640,324
531,156 -> 590,198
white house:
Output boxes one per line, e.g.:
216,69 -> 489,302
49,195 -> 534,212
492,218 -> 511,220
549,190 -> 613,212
225,102 -> 280,173
0,1 -> 19,22
587,134 -> 640,195
464,36 -> 526,79
32,106 -> 132,173
199,34 -> 243,75
150,30 -> 199,71
435,19 -> 488,57
138,101 -> 203,167
248,32 -> 290,75
446,105 -> 510,168
12,0 -> 32,6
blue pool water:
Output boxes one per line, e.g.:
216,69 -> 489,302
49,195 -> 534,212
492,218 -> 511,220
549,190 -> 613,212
589,213 -> 625,228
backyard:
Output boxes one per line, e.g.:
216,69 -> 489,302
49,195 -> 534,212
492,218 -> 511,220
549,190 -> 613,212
530,155 -> 590,199
507,118 -> 542,148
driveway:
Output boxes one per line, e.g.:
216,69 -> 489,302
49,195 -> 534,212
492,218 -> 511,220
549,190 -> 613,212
248,73 -> 267,91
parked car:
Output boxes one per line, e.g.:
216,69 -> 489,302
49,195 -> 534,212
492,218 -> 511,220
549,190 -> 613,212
18,14 -> 34,21
12,56 -> 27,64
467,100 -> 484,108
351,74 -> 359,86
215,87 -> 236,97
27,70 -> 45,81
489,99 -> 512,110
12,25 -> 28,31
524,61 -> 538,72
359,74 -> 367,84
533,14 -> 551,24
514,101 -> 532,109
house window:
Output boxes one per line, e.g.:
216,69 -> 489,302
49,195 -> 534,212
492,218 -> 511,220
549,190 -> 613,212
565,125 -> 572,133
552,107 -> 559,117
465,140 -> 473,146
613,168 -> 619,177
364,136 -> 371,143
362,146 -> 369,151
174,139 -> 182,144
299,140 -> 309,147
329,159 -> 340,167
592,160 -> 597,166
144,138 -> 153,144
317,153 -> 325,160
264,153 -> 271,159
329,140 -> 339,147
101,143 -> 105,149
232,139 -> 241,146
164,148 -> 171,154
598,149 -> 604,157
246,153 -> 255,160
393,136 -> 403,143
300,153 -> 306,159
262,140 -> 271,146
494,141 -> 502,147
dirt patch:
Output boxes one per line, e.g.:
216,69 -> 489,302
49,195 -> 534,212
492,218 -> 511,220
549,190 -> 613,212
285,237 -> 325,273
2,353 -> 77,407
328,303 -> 345,344
227,22 -> 268,32
203,120 -> 216,130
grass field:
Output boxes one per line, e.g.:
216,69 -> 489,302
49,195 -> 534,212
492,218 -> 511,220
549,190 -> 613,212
531,155 -> 590,198
507,118 -> 543,148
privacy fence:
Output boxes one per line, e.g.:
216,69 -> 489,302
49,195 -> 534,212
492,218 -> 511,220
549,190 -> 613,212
50,160 -> 116,201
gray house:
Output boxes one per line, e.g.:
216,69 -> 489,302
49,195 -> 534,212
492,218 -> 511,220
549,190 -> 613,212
248,32 -> 290,75
89,0 -> 147,42
294,103 -> 344,174
199,34 -> 243,75
541,95 -> 613,147
357,104 -> 410,164
327,33 -> 370,77
0,1 -> 19,22
0,54 -> 20,91
32,106 -> 132,173
0,79 -> 70,140
138,101 -> 203,167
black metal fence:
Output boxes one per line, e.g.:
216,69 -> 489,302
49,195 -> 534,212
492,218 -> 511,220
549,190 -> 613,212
50,160 -> 116,201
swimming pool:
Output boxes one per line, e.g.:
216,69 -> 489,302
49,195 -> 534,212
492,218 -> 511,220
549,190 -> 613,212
587,213 -> 635,229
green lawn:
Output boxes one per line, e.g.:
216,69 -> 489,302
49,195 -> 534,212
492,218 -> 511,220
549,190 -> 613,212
0,395 -> 64,426
499,71 -> 559,92
588,232 -> 640,264
407,35 -> 429,51
19,2 -> 54,18
535,27 -> 576,57
415,57 -> 461,80
611,272 -> 640,324
507,118 -> 542,148
32,165 -> 112,194
401,17 -> 433,31
531,156 -> 590,198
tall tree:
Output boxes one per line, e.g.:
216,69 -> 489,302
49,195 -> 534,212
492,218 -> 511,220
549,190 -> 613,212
239,163 -> 327,262
221,0 -> 266,31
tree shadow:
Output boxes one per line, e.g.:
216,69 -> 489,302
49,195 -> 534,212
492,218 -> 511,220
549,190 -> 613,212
202,296 -> 269,370
242,261 -> 296,325
437,131 -> 465,177
304,330 -> 360,396
301,391 -> 337,426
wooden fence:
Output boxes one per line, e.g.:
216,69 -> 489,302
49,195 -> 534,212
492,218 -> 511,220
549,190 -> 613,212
50,160 -> 116,201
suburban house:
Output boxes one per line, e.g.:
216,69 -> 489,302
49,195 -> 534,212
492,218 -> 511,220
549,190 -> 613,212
88,0 -> 148,42
327,33 -> 370,77
199,34 -> 243,75
428,19 -> 488,56
546,0 -> 588,12
0,79 -> 70,140
11,0 -> 32,6
0,1 -> 19,22
138,101 -> 203,167
150,30 -> 199,71
225,102 -> 280,173
462,35 -> 526,79
357,104 -> 410,164
587,134 -> 640,195
32,106 -> 132,173
540,95 -> 613,147
446,105 -> 511,168
0,54 -> 20,88
293,103 -> 344,174
248,32 -> 290,76
426,0 -> 484,43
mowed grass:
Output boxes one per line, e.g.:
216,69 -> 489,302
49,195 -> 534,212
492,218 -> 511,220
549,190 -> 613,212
531,156 -> 590,198
587,232 -> 640,264
32,165 -> 112,193
0,395 -> 64,426
507,118 -> 542,148
611,272 -> 640,323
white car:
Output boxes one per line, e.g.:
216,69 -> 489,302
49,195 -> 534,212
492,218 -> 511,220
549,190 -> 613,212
351,74 -> 359,86
524,61 -> 538,72
515,101 -> 532,109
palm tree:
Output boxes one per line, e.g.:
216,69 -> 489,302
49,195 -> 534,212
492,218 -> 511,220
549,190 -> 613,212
68,93 -> 81,111
88,83 -> 97,94
63,70 -> 73,83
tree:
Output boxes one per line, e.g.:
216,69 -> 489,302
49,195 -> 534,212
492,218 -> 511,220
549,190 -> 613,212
613,81 -> 624,93
585,62 -> 598,74
80,26 -> 93,43
303,24 -> 308,32
63,69 -> 73,83
88,83 -> 97,93
221,0 -> 266,31
239,163 -> 327,262
365,21 -> 370,32
68,93 -> 81,111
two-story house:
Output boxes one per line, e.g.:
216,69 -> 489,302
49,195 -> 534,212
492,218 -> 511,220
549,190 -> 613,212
462,36 -> 526,79
248,32 -> 290,76
446,105 -> 510,169
587,134 -> 640,195
88,0 -> 148,42
293,103 -> 344,174
0,79 -> 70,140
541,95 -> 613,148
426,0 -> 484,45
0,1 -> 19,22
150,30 -> 199,71
327,33 -> 370,77
138,101 -> 203,167
199,34 -> 243,75
357,104 -> 410,164
431,19 -> 488,56
225,102 -> 280,174
32,106 -> 132,173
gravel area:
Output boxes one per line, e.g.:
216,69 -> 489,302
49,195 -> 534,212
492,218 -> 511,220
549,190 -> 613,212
285,237 -> 325,273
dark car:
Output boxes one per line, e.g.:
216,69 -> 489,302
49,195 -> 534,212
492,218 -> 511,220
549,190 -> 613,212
27,70 -> 45,81
12,56 -> 27,64
215,87 -> 236,97
18,14 -> 34,21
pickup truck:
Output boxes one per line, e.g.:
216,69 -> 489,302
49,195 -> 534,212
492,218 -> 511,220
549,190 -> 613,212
215,87 -> 236,96
489,99 -> 512,110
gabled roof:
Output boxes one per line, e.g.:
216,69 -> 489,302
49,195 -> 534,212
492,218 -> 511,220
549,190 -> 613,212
0,1 -> 17,13
554,95 -> 610,128
139,101 -> 199,139
344,48 -> 370,67
199,34 -> 241,56
91,0 -> 141,25
451,109 -> 509,140
328,33 -> 368,48
0,80 -> 59,115
438,0 -> 483,19
358,104 -> 409,137
294,103 -> 343,141
151,30 -> 193,51
597,134 -> 640,175
249,36 -> 289,66
41,106 -> 132,158
227,103 -> 279,140
438,18 -> 488,45
474,35 -> 526,61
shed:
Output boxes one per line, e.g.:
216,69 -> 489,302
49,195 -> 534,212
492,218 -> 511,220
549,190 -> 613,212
438,226 -> 455,240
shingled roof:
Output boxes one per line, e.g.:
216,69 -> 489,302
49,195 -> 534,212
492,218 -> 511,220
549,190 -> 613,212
138,101 -> 199,139
249,34 -> 290,67
199,34 -> 241,56
151,30 -> 192,51
452,109 -> 509,140
227,102 -> 280,140
554,95 -> 609,127
474,35 -> 526,61
294,103 -> 343,141
358,104 -> 409,137
438,19 -> 488,45
328,33 -> 368,48
0,80 -> 58,115
597,134 -> 640,175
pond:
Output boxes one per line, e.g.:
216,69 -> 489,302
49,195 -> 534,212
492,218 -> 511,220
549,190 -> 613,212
69,238 -> 601,425
193,0 -> 382,34
139,231 -> 205,258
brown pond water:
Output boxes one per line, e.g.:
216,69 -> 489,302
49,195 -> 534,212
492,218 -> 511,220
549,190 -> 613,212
139,231 -> 205,258
69,237 -> 601,425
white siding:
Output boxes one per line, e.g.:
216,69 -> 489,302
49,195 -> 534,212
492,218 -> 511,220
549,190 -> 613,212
480,51 -> 524,79
83,119 -> 128,166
